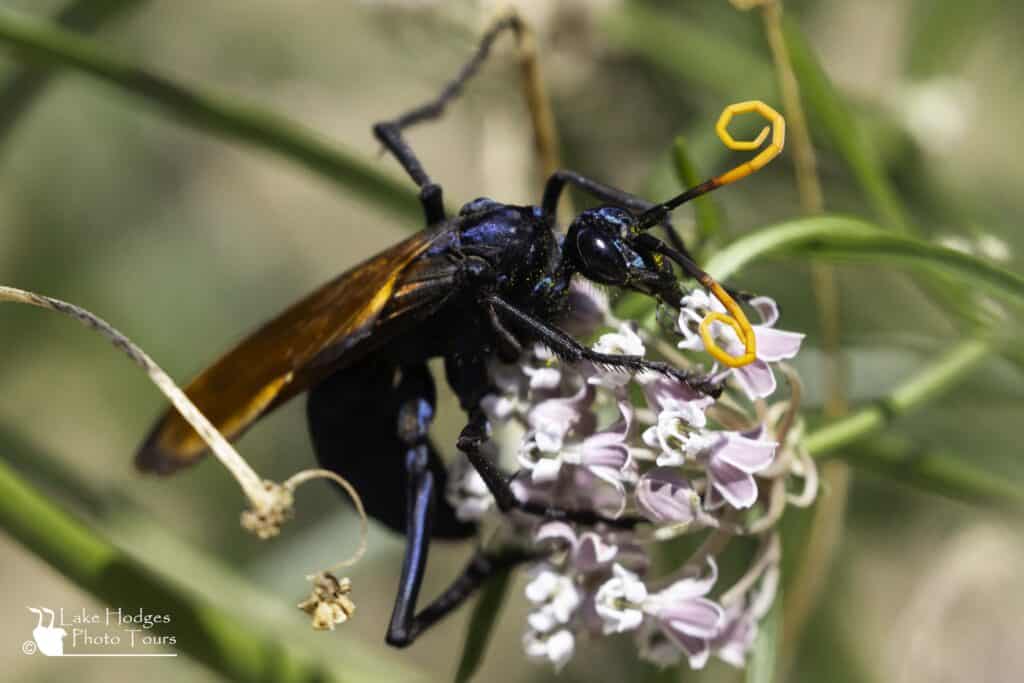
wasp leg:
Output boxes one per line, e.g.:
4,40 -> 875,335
541,169 -> 691,256
388,546 -> 533,647
486,294 -> 723,397
445,353 -> 645,529
386,436 -> 437,646
373,12 -> 547,227
308,362 -> 474,538
456,409 -> 641,529
383,364 -> 529,647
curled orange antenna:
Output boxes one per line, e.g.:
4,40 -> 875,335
638,100 -> 786,369
713,100 -> 786,187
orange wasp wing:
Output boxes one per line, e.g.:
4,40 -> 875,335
136,229 -> 446,474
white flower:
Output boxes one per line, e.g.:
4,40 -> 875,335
524,569 -> 581,627
523,628 -> 575,670
641,401 -> 716,466
523,365 -> 562,390
445,454 -> 494,522
594,564 -> 649,634
677,291 -> 803,400
589,323 -> 646,388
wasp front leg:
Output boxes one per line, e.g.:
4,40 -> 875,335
445,352 -> 643,530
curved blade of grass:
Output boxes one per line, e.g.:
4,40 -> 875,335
0,6 -> 421,222
603,4 -> 775,99
454,567 -> 514,683
0,455 -> 356,683
0,0 -> 148,143
838,434 -> 1024,511
804,337 -> 989,458
906,0 -> 999,78
781,18 -> 909,232
0,422 -> 425,681
673,135 -> 722,248
746,586 -> 781,683
705,215 -> 1024,304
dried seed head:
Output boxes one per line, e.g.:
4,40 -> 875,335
299,573 -> 356,631
240,480 -> 295,539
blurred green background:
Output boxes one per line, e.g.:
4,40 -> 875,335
1,1 -> 1021,681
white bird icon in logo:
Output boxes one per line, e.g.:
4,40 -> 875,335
27,607 -> 67,656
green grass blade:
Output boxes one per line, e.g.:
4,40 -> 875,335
603,4 -> 775,100
705,215 -> 1024,304
0,6 -> 421,221
746,587 -> 781,683
0,454 -> 352,683
673,135 -> 722,248
839,435 -> 1024,511
0,0 -> 148,142
454,567 -> 514,683
781,18 -> 910,232
906,0 -> 999,78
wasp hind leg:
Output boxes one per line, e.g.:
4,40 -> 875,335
382,364 -> 532,646
307,362 -> 474,538
388,429 -> 532,647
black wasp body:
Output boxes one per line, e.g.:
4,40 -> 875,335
138,14 -> 756,648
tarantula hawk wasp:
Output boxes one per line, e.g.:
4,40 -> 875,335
136,12 -> 784,647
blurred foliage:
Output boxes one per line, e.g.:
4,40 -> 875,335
0,1 -> 1021,682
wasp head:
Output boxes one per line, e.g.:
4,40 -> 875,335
563,206 -> 682,303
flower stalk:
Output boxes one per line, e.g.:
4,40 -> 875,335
0,285 -> 369,615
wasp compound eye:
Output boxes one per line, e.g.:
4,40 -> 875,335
577,228 -> 629,284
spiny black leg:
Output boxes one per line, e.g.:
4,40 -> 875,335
446,354 -> 646,529
456,411 -> 641,529
373,15 -> 524,226
393,548 -> 535,646
486,294 -> 722,397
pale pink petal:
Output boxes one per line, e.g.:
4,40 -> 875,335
657,597 -> 725,639
711,604 -> 757,668
654,559 -> 719,602
753,326 -> 804,362
713,434 -> 776,474
575,532 -> 618,572
707,458 -> 759,508
636,468 -> 698,524
580,437 -> 630,470
535,521 -> 577,548
658,624 -> 711,670
731,359 -> 777,400
532,457 -> 563,484
639,373 -> 705,411
749,296 -> 779,326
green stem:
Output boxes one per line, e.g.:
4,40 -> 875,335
0,0 -> 148,142
454,567 -> 514,683
840,435 -> 1024,510
671,135 -> 721,249
0,6 -> 420,222
0,455 -> 345,683
804,338 -> 990,457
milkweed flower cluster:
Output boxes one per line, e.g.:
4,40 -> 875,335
447,281 -> 816,671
